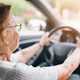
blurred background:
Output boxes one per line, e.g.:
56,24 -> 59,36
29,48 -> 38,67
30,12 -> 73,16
0,0 -> 80,32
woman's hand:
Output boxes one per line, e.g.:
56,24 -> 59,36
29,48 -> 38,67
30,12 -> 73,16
76,37 -> 80,48
39,32 -> 51,47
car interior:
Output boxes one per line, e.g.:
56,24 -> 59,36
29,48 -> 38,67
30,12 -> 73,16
0,0 -> 80,80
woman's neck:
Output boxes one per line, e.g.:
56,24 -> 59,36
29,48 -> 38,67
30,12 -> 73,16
0,53 -> 10,61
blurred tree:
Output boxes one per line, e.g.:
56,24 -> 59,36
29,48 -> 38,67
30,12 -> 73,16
0,0 -> 30,15
0,0 -> 45,20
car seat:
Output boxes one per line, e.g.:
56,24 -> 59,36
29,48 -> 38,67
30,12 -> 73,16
0,61 -> 27,80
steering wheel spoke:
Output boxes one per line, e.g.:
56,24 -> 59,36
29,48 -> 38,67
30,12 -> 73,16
50,41 -> 76,48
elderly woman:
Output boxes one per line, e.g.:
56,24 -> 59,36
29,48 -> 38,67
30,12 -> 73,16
0,3 -> 80,80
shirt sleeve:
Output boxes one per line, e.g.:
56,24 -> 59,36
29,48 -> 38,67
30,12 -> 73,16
15,63 -> 59,80
10,54 -> 59,80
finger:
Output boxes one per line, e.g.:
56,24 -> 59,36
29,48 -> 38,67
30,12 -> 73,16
50,35 -> 54,40
76,37 -> 78,40
76,37 -> 80,43
46,32 -> 50,36
76,37 -> 80,47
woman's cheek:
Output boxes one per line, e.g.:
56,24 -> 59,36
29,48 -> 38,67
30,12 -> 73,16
2,28 -> 20,52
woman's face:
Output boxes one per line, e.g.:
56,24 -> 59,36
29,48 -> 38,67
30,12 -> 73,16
2,28 -> 20,52
2,14 -> 20,53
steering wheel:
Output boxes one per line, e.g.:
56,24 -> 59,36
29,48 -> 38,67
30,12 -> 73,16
44,26 -> 80,66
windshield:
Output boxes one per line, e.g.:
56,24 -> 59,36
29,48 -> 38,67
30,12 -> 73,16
1,0 -> 80,32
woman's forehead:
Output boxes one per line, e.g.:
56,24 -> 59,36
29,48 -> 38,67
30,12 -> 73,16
8,14 -> 16,26
2,14 -> 16,29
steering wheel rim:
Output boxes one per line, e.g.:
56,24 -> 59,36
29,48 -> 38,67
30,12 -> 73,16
44,26 -> 80,66
49,26 -> 80,38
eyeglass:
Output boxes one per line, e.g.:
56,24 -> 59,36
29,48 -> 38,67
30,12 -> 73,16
8,24 -> 22,31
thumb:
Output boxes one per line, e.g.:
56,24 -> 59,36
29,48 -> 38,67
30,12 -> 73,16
76,37 -> 80,47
